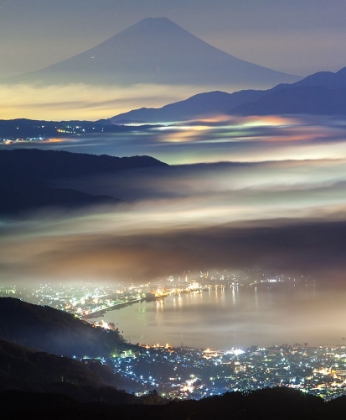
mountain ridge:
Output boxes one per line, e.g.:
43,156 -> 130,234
231,67 -> 346,116
109,90 -> 266,123
0,149 -> 167,215
0,297 -> 132,357
108,66 -> 346,122
232,85 -> 346,116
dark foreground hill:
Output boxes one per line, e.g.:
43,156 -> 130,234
3,386 -> 346,420
0,298 -> 133,357
0,339 -> 138,403
0,149 -> 166,179
0,149 -> 166,215
1,300 -> 346,418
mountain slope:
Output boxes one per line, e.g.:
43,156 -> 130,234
231,86 -> 346,116
0,339 -> 137,399
0,149 -> 166,179
6,17 -> 298,88
108,67 -> 346,122
0,182 -> 118,215
0,149 -> 166,215
231,67 -> 346,116
275,67 -> 346,90
0,298 -> 132,357
109,90 -> 266,123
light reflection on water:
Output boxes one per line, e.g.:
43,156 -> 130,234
99,285 -> 346,349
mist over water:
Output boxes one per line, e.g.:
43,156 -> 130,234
2,115 -> 346,347
6,115 -> 346,164
97,285 -> 346,349
2,116 -> 346,283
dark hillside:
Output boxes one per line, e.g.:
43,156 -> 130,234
230,67 -> 346,116
0,386 -> 335,419
0,149 -> 166,215
0,149 -> 166,180
231,86 -> 346,116
0,339 -> 137,400
0,298 -> 133,357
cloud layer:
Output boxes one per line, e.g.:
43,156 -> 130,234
2,116 -> 346,285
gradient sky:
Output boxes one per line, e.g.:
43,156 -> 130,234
0,0 -> 345,78
1,0 -> 346,120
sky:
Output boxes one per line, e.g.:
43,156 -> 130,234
0,0 -> 345,78
0,1 -> 346,120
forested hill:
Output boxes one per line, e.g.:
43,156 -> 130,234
0,149 -> 166,215
0,149 -> 166,180
0,339 -> 138,402
0,298 -> 133,357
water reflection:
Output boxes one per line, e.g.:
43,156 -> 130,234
99,285 -> 346,349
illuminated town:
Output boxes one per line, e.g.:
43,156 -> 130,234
111,343 -> 346,401
0,269 -> 299,319
3,272 -> 345,402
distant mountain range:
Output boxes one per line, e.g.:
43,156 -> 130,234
4,17 -> 297,88
231,68 -> 346,116
110,90 -> 265,123
0,149 -> 166,215
1,67 -> 345,135
109,67 -> 346,122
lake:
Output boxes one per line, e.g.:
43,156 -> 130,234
94,285 -> 346,350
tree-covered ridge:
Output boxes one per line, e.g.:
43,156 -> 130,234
0,339 -> 138,401
0,149 -> 166,180
0,149 -> 166,214
0,298 -> 133,357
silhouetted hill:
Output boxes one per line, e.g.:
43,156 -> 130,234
2,386 -> 342,419
0,149 -> 166,179
0,181 -> 118,215
4,17 -> 297,88
109,90 -> 265,123
231,86 -> 346,116
0,149 -> 166,215
108,67 -> 346,122
0,298 -> 133,357
0,336 -> 345,419
0,339 -> 139,402
231,67 -> 346,116
276,67 -> 346,90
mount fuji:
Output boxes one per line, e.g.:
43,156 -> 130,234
7,17 -> 298,88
